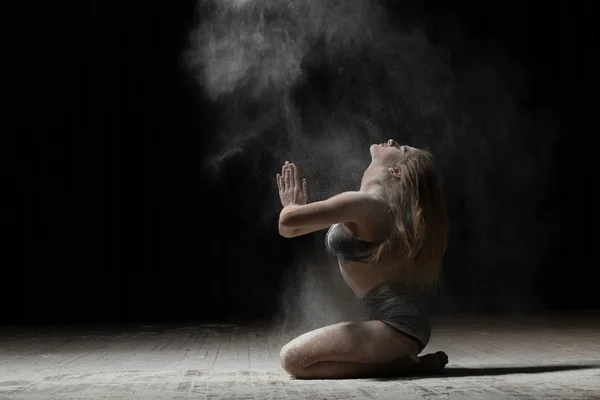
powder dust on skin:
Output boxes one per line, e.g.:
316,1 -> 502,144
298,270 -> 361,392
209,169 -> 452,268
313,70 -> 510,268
185,0 -> 559,336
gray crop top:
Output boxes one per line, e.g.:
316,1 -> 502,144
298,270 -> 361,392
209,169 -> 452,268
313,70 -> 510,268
325,223 -> 379,263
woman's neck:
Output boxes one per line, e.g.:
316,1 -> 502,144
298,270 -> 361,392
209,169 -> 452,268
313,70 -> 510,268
359,165 -> 388,197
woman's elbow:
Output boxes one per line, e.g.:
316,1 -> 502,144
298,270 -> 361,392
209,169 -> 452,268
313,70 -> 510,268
279,227 -> 296,238
279,210 -> 302,237
278,218 -> 296,238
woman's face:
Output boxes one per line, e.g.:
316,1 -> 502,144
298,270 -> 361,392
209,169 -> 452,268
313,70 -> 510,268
370,139 -> 415,165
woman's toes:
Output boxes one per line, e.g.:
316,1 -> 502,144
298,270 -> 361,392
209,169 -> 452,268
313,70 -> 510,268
419,351 -> 449,374
435,351 -> 449,367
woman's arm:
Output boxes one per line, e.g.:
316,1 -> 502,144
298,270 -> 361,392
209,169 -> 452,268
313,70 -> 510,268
278,191 -> 377,238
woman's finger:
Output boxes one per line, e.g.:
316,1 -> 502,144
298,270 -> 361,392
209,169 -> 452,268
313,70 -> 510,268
290,163 -> 297,188
284,164 -> 290,188
276,174 -> 282,190
302,179 -> 307,197
292,164 -> 300,188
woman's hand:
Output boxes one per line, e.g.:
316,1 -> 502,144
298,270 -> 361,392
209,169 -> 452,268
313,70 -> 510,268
276,161 -> 307,207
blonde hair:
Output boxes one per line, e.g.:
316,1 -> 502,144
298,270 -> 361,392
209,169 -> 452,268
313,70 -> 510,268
367,149 -> 449,287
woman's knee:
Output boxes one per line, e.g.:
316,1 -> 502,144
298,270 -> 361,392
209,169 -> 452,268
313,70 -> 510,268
279,341 -> 305,376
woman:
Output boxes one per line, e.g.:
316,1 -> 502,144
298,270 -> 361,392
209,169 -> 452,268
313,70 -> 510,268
275,139 -> 450,379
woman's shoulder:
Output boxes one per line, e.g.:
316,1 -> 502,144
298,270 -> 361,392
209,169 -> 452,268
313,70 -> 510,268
332,191 -> 386,206
333,191 -> 390,236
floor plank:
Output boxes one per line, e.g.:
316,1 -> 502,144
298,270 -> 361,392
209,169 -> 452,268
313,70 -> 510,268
1,313 -> 599,399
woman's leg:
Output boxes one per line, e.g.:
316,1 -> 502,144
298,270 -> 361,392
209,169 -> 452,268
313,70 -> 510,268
280,320 -> 448,379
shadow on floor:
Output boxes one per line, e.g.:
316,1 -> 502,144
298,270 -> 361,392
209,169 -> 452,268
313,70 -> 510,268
374,363 -> 600,381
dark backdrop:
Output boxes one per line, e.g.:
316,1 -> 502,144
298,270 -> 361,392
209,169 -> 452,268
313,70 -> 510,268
3,0 -> 596,324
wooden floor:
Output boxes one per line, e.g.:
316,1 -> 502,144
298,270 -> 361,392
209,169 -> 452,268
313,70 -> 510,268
1,313 -> 599,399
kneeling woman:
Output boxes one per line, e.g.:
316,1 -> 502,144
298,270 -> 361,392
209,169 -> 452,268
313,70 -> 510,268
275,139 -> 450,379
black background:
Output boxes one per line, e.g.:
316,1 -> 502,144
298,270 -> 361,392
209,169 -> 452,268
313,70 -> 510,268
3,0 -> 597,325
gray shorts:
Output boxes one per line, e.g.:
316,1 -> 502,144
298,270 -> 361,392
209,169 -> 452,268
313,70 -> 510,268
362,282 -> 431,351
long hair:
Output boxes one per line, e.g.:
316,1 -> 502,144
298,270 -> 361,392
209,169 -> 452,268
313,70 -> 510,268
367,149 -> 449,287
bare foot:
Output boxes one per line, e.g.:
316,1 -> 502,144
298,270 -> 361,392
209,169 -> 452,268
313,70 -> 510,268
418,351 -> 449,374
